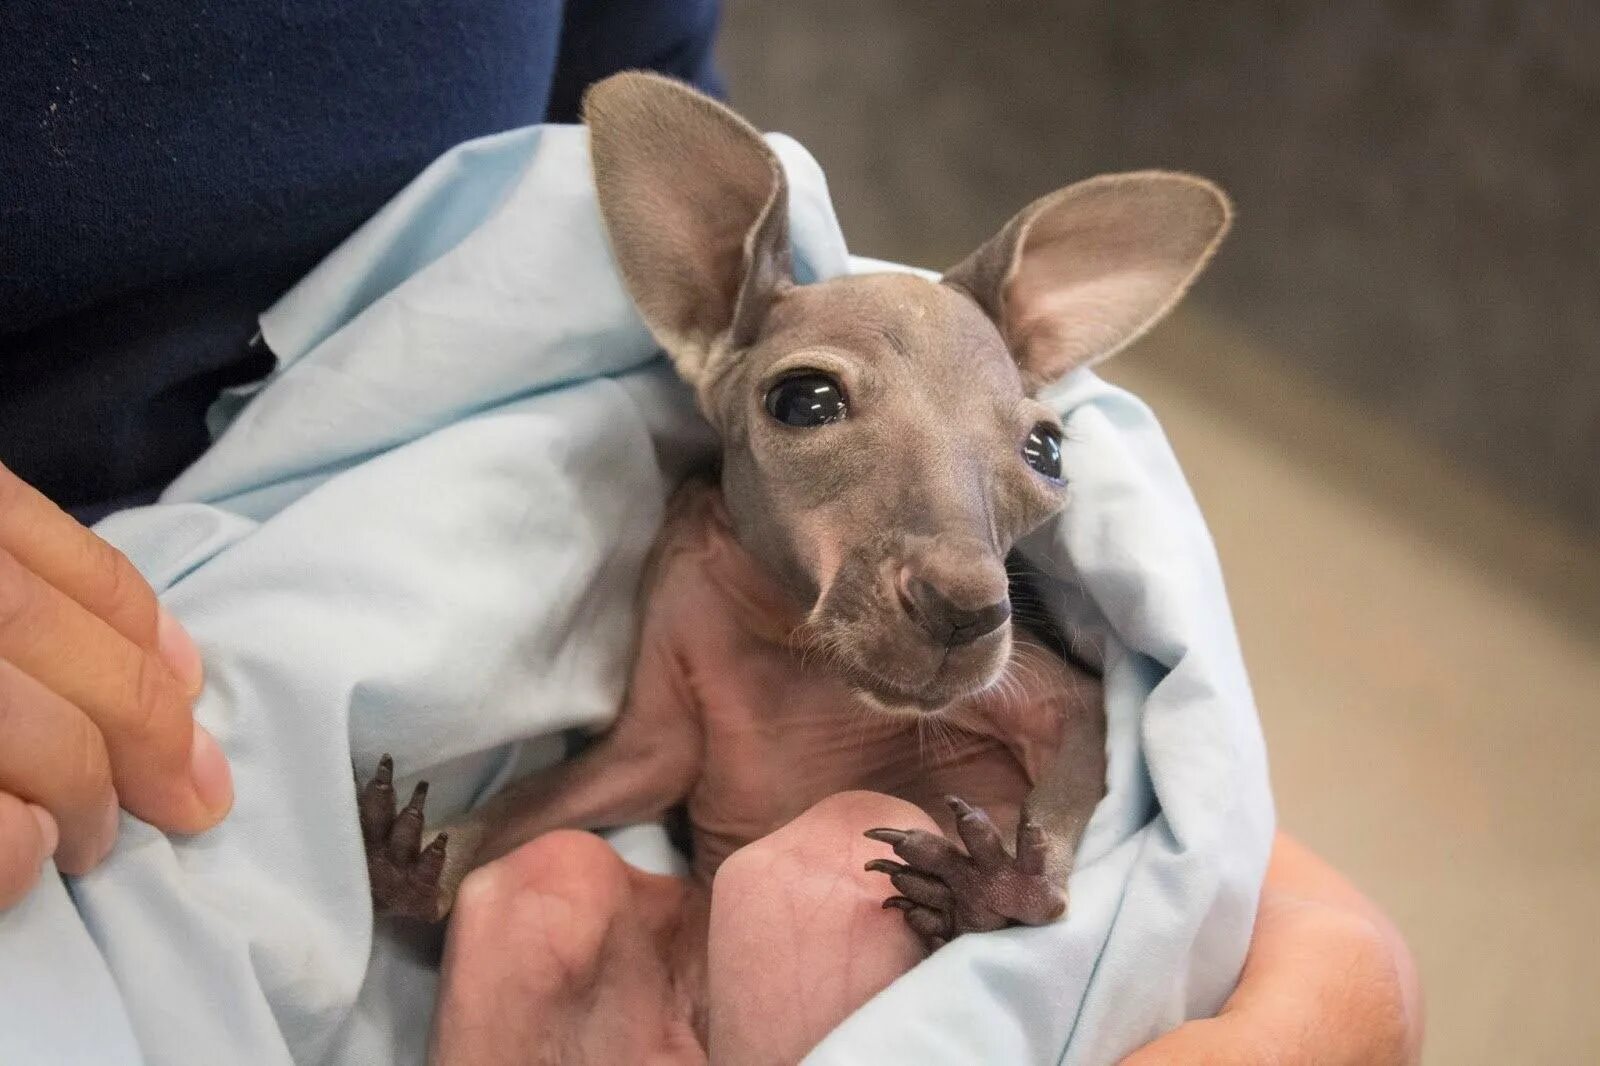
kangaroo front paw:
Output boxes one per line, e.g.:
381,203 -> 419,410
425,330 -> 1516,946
864,796 -> 1065,947
357,754 -> 449,921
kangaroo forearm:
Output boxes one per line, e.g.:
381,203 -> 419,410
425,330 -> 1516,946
1023,736 -> 1108,889
442,733 -> 700,879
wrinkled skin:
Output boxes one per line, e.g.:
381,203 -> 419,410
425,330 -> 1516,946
399,488 -> 1106,1062
407,508 -> 1421,1066
357,71 -> 1236,1062
430,793 -> 938,1066
430,827 -> 1425,1066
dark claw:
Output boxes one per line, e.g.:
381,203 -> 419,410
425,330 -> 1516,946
881,896 -> 953,945
386,781 -> 427,862
866,857 -> 954,908
357,755 -> 397,842
875,826 -> 963,869
948,795 -> 1008,872
892,870 -> 953,907
355,758 -> 447,922
868,799 -> 1065,941
1015,818 -> 1048,877
903,904 -> 954,941
414,832 -> 449,885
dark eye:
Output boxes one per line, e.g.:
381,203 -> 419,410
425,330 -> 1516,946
764,372 -> 847,427
1023,422 -> 1063,481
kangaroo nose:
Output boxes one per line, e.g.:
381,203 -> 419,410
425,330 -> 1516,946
897,574 -> 1011,647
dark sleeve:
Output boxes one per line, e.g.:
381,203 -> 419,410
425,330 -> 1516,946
0,0 -> 571,517
544,0 -> 725,123
0,0 -> 725,518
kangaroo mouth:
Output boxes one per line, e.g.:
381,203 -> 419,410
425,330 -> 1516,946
850,677 -> 955,715
832,638 -> 1010,715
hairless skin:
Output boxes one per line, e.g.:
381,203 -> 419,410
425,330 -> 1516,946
357,73 -> 1231,1060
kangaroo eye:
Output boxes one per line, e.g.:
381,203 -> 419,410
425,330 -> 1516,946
765,372 -> 847,427
1023,422 -> 1063,481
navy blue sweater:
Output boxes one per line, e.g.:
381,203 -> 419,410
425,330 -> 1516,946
0,0 -> 721,519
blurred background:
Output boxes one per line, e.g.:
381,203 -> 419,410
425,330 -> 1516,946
719,3 -> 1598,1062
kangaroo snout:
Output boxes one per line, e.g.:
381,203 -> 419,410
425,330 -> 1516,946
895,543 -> 1011,647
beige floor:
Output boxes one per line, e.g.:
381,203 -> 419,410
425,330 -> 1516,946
1104,316 -> 1600,1064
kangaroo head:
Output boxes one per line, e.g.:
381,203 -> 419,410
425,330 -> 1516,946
586,73 -> 1230,712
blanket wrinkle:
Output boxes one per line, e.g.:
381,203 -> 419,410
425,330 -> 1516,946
0,123 -> 1270,1066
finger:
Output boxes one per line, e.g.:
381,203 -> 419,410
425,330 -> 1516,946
0,549 -> 230,832
412,834 -> 449,897
388,782 -> 428,862
864,858 -> 953,908
0,463 -> 201,692
881,898 -> 953,943
945,795 -> 1009,871
358,755 -> 397,845
0,791 -> 57,909
1015,817 -> 1048,877
866,826 -> 966,870
0,659 -> 118,873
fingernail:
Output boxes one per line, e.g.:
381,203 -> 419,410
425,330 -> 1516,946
157,607 -> 205,697
55,798 -> 121,876
190,726 -> 234,819
27,803 -> 60,859
96,799 -> 122,865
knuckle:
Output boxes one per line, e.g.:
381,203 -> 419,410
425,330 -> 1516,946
0,854 -> 41,909
83,535 -> 153,636
68,716 -> 115,809
0,549 -> 36,635
455,864 -> 504,916
808,790 -> 932,833
122,651 -> 183,753
716,830 -> 816,897
0,795 -> 44,907
0,671 -> 14,740
714,832 -> 777,888
503,830 -> 616,890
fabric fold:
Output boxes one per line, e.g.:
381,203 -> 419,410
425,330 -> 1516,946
0,122 -> 1270,1066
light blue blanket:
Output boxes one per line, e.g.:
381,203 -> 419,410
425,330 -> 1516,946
0,124 -> 1273,1066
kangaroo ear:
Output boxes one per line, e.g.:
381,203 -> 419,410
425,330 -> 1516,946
944,171 -> 1231,391
585,72 -> 793,392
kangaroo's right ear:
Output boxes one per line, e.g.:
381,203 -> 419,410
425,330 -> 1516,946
944,171 -> 1231,392
585,72 -> 793,396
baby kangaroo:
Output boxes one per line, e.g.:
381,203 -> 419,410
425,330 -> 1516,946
357,72 -> 1229,1056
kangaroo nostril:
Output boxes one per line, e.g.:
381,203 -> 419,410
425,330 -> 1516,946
897,570 -> 1010,647
947,599 -> 1011,646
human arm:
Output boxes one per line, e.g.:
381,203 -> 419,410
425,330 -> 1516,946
1121,831 -> 1423,1065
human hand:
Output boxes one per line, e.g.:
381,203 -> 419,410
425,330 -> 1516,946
0,462 -> 232,907
1121,831 -> 1423,1065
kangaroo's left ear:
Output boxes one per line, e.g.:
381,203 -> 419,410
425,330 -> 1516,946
943,171 -> 1231,391
585,71 -> 793,397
